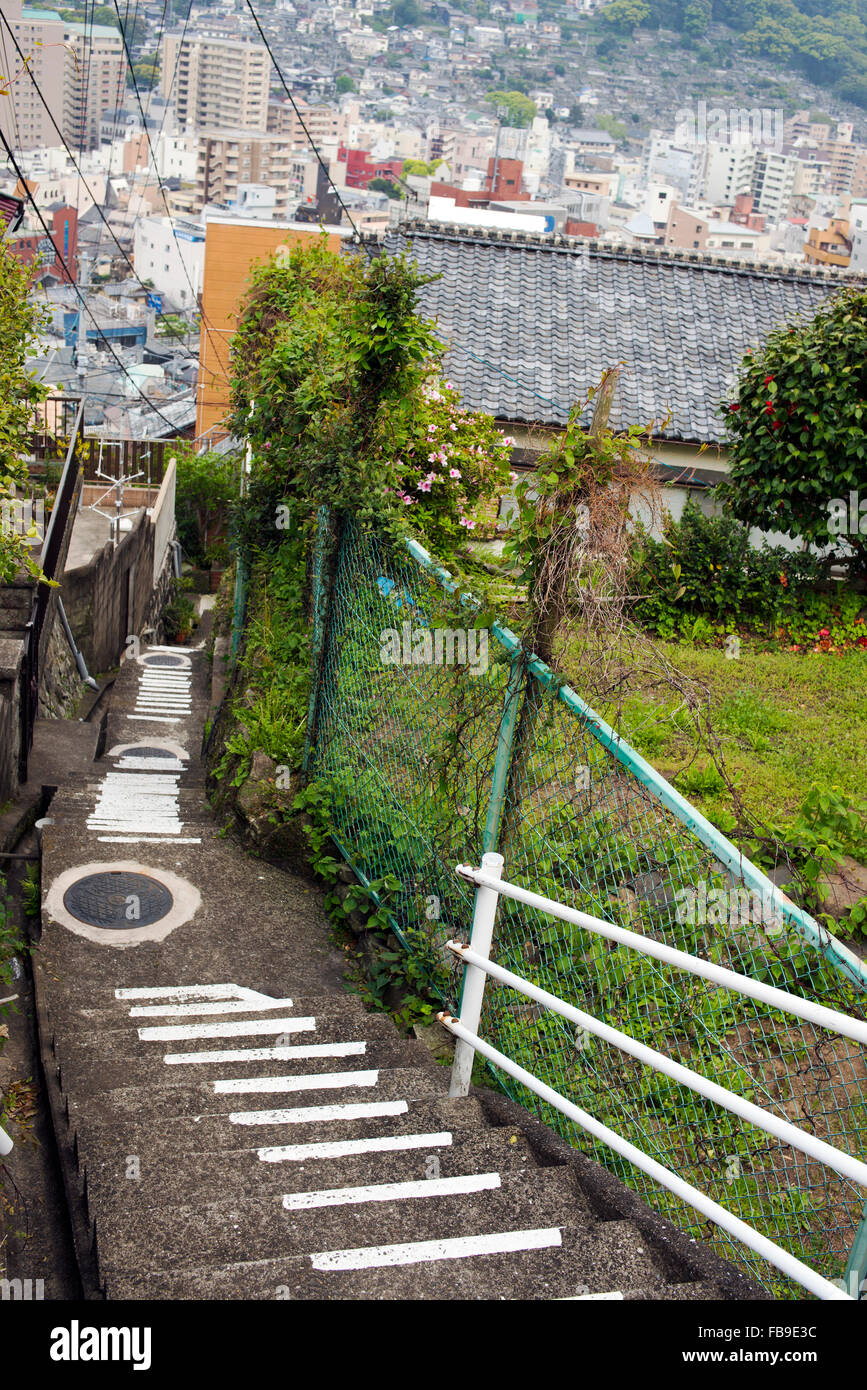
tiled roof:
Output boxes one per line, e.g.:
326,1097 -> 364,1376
379,224 -> 861,442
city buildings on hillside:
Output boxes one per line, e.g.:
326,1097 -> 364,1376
1,0 -> 126,151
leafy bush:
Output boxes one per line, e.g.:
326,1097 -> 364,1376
718,287 -> 867,578
630,501 -> 865,646
173,443 -> 240,568
229,238 -> 512,574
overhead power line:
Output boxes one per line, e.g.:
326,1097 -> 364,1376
1,128 -> 186,434
110,0 -> 225,368
243,0 -> 370,252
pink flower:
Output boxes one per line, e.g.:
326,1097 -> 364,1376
400,493 -> 416,506
458,516 -> 475,529
449,422 -> 457,431
417,479 -> 432,492
428,452 -> 437,463
450,468 -> 461,479
509,471 -> 518,482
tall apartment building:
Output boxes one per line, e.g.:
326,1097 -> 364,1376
0,1 -> 126,151
267,98 -> 341,149
195,132 -> 293,210
751,150 -> 797,221
702,142 -> 755,205
65,21 -> 127,151
162,32 -> 270,133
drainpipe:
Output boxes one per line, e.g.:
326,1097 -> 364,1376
56,597 -> 99,690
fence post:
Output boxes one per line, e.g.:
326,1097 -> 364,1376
449,851 -> 504,1098
302,505 -> 339,774
482,652 -> 524,855
842,1202 -> 867,1300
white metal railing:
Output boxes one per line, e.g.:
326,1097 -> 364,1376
0,1123 -> 12,1157
436,852 -> 867,1302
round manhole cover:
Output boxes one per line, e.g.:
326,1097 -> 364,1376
143,654 -> 184,667
63,872 -> 175,929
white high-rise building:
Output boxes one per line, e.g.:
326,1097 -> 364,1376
161,32 -> 270,134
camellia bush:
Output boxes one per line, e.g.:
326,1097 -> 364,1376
718,288 -> 867,578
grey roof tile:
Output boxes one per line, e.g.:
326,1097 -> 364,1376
381,226 -> 857,443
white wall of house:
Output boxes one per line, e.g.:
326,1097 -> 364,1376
133,215 -> 205,309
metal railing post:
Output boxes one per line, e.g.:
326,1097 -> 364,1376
449,851 -> 504,1098
0,1122 -> 12,1156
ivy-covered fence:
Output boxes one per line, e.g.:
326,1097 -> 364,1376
305,510 -> 867,1299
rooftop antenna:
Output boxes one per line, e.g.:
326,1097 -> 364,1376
90,434 -> 144,547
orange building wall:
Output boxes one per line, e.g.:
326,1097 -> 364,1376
196,220 -> 346,437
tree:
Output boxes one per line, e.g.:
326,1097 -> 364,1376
336,74 -> 356,93
0,238 -> 49,583
717,289 -> 867,578
600,0 -> 651,34
391,0 -> 421,24
484,89 -> 537,127
369,176 -> 402,198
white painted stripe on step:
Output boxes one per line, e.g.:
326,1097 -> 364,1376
94,780 -> 182,790
97,836 -> 203,844
309,1227 -> 562,1272
135,697 -> 191,704
118,984 -> 244,1001
127,715 -> 181,723
213,1070 -> 379,1095
129,998 -> 294,1018
283,1172 -> 501,1211
133,701 -> 190,708
115,759 -> 185,770
259,1131 -> 453,1164
164,1041 -> 367,1066
566,1292 -> 624,1300
230,1099 -> 407,1126
89,817 -> 184,827
137,1016 -> 315,1041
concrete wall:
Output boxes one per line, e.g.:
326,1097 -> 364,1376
151,460 -> 177,586
63,511 -> 156,674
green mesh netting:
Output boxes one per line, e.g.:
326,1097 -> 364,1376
308,514 -> 867,1299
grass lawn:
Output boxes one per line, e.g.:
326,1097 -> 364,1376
612,643 -> 867,838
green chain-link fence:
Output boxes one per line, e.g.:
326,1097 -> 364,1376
306,510 -> 867,1299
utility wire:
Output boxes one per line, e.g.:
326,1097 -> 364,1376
91,0 -> 141,269
1,128 -> 186,433
243,0 -> 370,252
0,9 -> 197,354
110,0 -> 225,365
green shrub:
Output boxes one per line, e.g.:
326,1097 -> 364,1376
630,501 -> 864,646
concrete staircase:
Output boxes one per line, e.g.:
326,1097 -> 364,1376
38,984 -> 752,1301
30,640 -> 762,1301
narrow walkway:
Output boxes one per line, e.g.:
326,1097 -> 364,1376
33,643 -> 757,1300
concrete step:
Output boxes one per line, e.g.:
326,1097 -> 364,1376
73,1096 -> 490,1162
48,992 -> 402,1037
54,1032 -> 436,1095
0,586 -> 35,617
55,1006 -> 411,1056
95,1168 -> 588,1276
624,1281 -> 729,1301
102,1219 -> 672,1301
67,1066 -> 450,1124
83,1128 -> 544,1219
